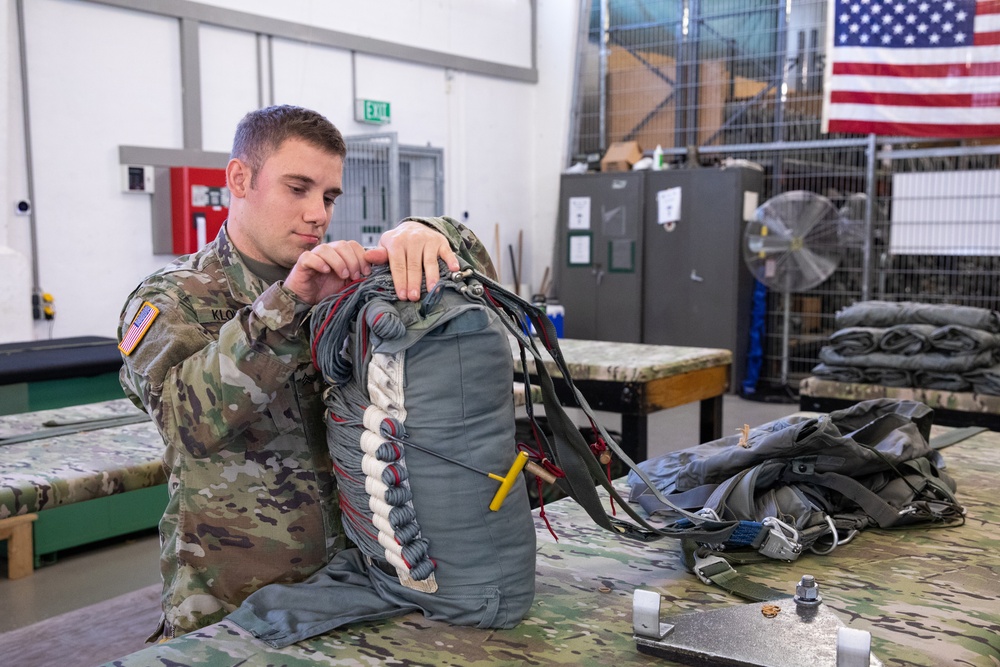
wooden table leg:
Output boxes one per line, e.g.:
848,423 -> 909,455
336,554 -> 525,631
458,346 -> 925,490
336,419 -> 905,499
0,513 -> 38,579
699,394 -> 723,443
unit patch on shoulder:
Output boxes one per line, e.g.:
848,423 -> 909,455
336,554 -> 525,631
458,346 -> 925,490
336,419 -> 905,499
119,301 -> 160,356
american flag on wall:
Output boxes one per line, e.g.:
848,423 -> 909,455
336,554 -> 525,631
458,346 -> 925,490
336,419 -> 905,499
822,0 -> 1000,137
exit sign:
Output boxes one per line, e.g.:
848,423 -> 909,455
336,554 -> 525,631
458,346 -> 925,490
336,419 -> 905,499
355,99 -> 391,125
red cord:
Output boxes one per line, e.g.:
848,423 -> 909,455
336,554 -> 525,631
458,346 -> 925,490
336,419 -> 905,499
310,283 -> 361,368
589,434 -> 616,516
536,478 -> 558,542
516,421 -> 567,542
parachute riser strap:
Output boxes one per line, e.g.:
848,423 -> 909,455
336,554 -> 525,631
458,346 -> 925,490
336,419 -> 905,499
783,470 -> 909,529
467,272 -> 739,543
531,343 -> 736,542
468,270 -> 716,524
680,539 -> 787,602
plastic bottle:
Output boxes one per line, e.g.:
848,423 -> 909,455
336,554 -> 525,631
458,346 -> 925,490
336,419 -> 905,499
547,300 -> 565,338
653,144 -> 664,171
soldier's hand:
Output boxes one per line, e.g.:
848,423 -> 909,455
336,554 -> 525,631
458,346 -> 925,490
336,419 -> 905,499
365,221 -> 459,301
285,240 -> 371,304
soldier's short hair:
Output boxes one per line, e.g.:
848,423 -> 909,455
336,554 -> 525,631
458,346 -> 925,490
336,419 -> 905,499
231,105 -> 347,187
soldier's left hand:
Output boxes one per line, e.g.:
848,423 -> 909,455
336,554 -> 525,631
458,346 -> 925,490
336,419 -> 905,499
365,221 -> 459,301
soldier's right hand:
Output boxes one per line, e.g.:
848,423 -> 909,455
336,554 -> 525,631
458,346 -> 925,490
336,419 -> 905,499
285,240 -> 371,304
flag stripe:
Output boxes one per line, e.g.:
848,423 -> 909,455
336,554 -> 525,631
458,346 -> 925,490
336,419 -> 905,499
828,102 -> 1000,122
827,119 -> 1000,138
830,90 -> 1000,107
833,61 -> 1000,77
832,45 -> 1000,67
976,30 -> 1000,45
831,72 -> 1000,92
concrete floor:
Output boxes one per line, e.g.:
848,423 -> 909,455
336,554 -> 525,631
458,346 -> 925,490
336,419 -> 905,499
0,393 -> 798,634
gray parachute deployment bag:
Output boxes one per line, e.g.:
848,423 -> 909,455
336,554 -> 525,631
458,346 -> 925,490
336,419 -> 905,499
228,262 -> 537,647
627,399 -> 966,599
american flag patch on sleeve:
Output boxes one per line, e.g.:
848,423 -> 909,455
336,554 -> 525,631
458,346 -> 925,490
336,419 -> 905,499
118,301 -> 160,356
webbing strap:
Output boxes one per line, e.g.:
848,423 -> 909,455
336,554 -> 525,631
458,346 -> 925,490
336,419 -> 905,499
930,426 -> 986,450
0,413 -> 151,446
470,271 -> 739,544
783,470 -> 902,528
681,540 -> 786,602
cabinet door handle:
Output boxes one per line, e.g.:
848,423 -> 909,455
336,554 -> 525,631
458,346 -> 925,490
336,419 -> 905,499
592,264 -> 605,286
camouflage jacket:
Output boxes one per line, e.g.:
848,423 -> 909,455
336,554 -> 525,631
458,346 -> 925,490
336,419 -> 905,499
118,216 -> 493,639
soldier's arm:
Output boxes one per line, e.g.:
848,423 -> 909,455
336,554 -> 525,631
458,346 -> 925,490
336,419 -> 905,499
118,274 -> 311,457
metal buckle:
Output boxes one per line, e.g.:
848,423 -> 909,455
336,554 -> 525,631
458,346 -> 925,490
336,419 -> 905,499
692,551 -> 734,585
759,517 -> 803,561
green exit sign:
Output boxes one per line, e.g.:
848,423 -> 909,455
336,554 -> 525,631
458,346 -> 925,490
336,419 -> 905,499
355,99 -> 391,125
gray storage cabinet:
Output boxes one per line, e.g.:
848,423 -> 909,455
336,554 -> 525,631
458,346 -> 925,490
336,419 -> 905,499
641,166 -> 762,389
553,171 -> 645,343
553,166 -> 762,389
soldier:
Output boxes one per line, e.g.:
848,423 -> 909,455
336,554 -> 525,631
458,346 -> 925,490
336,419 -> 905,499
117,105 -> 493,640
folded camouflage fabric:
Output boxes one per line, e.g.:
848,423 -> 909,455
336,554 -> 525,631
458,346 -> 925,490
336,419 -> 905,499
912,370 -> 971,392
819,347 -> 995,373
964,364 -> 1000,396
827,327 -> 883,356
835,300 -> 1000,333
878,324 -> 935,356
930,325 -> 1000,354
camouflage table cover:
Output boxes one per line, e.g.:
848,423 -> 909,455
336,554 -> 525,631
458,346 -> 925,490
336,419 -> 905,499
800,377 -> 1000,416
105,423 -> 1000,667
513,338 -> 733,383
0,399 -> 164,518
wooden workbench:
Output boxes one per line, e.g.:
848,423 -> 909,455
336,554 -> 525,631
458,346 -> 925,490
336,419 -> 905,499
515,338 -> 732,462
800,376 -> 1000,431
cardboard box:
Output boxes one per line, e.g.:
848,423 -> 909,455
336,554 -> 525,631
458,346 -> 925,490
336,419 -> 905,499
600,141 -> 643,172
606,45 -> 729,150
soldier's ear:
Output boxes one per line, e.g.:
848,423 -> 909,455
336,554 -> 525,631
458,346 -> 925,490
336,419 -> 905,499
227,158 -> 251,198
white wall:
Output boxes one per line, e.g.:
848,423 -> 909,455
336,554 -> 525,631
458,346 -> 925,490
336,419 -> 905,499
1,0 -> 32,343
1,0 -> 577,340
196,0 -> 533,69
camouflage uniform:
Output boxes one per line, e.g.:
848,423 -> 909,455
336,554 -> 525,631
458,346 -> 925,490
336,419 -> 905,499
118,216 -> 494,639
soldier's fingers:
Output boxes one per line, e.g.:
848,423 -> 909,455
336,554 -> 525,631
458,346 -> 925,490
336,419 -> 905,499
423,242 -> 446,292
385,245 -> 410,300
313,241 -> 368,280
423,245 -> 439,293
363,246 -> 389,266
405,247 -> 423,301
440,241 -> 459,273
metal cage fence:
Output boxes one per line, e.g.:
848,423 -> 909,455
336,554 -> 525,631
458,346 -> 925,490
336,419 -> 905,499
570,0 -> 1000,395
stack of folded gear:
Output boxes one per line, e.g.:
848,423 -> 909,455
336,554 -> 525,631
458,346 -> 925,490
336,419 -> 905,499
812,300 -> 1000,395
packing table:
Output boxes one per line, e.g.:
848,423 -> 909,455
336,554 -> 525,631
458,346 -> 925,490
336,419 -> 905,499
106,421 -> 999,667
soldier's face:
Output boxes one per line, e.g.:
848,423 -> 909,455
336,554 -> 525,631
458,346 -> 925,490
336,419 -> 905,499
232,137 -> 344,268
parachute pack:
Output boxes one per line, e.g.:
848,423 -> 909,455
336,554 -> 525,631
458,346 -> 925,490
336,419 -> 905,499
627,400 -> 967,599
228,261 -> 966,646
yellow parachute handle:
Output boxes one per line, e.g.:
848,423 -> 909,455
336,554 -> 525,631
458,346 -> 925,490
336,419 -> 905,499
489,451 -> 530,511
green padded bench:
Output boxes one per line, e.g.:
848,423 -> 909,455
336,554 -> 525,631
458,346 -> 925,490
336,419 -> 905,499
799,376 -> 1000,431
0,337 -> 126,416
0,399 -> 166,571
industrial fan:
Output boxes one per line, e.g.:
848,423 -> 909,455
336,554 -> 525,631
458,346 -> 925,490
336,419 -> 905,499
743,191 -> 843,391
